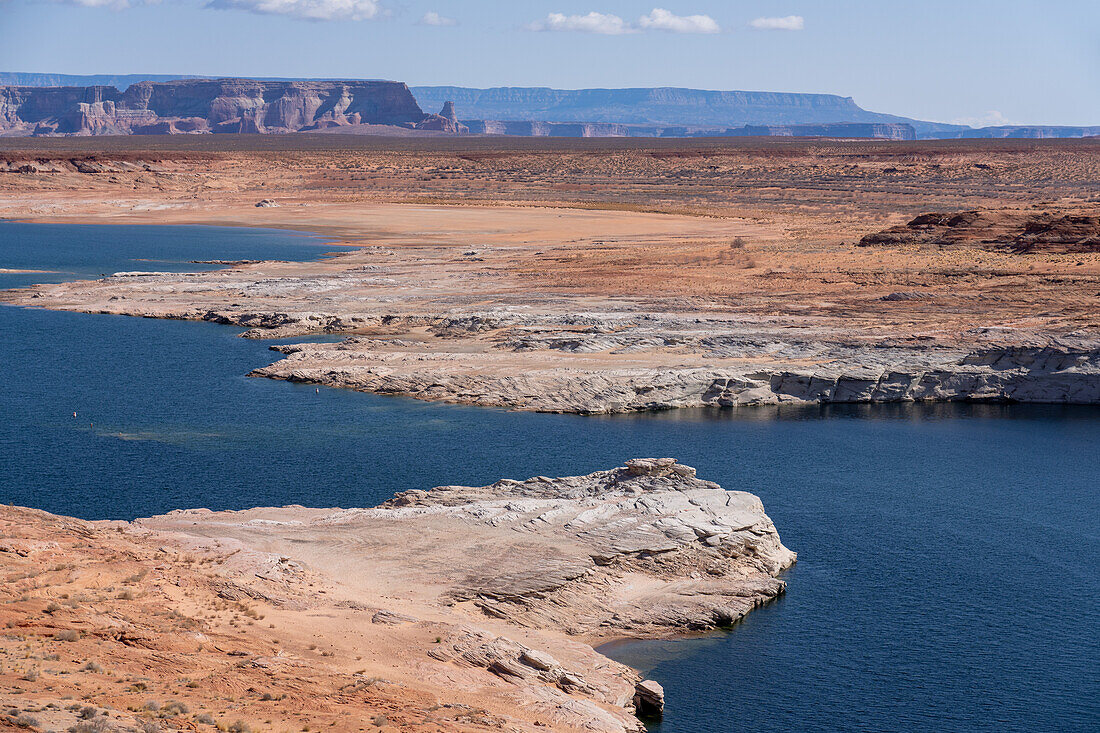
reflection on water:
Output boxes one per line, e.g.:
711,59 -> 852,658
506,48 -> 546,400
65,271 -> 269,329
3,223 -> 1098,733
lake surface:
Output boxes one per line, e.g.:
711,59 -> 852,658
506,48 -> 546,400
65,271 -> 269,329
2,223 -> 1097,732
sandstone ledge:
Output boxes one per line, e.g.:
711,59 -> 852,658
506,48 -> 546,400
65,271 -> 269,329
1,460 -> 793,733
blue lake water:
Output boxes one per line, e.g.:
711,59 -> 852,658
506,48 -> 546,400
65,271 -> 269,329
1,222 -> 1097,732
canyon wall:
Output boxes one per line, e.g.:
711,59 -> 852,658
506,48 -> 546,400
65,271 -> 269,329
0,79 -> 435,136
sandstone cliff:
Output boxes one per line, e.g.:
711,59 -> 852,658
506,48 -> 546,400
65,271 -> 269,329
0,79 -> 437,136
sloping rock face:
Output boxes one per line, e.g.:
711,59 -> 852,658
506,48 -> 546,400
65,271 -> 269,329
860,210 -> 1100,253
372,458 -> 795,633
141,458 -> 794,637
0,79 -> 429,136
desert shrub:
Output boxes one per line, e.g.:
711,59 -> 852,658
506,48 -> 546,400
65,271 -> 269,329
138,720 -> 160,733
160,701 -> 189,716
227,721 -> 252,733
117,589 -> 135,601
43,653 -> 61,661
194,713 -> 216,725
81,661 -> 104,673
143,701 -> 160,712
21,669 -> 39,682
78,706 -> 98,719
13,713 -> 40,729
45,602 -> 62,614
69,719 -> 113,733
54,629 -> 80,642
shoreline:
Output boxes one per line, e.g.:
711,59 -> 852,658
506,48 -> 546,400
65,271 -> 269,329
2,139 -> 1098,414
4,212 -> 1098,412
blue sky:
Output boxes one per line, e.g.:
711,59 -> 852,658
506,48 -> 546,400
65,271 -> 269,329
2,1 -> 1098,125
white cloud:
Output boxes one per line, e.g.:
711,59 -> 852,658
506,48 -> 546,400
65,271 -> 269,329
419,10 -> 456,27
60,0 -> 146,9
208,0 -> 382,21
529,8 -> 722,35
527,11 -> 635,35
749,15 -> 804,31
638,8 -> 719,34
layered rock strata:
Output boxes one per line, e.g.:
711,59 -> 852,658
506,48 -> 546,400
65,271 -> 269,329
254,333 -> 1100,413
0,79 -> 440,136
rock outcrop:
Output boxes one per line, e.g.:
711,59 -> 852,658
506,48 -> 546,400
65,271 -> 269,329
135,457 -> 793,642
4,459 -> 781,732
414,101 -> 469,133
860,210 -> 1100,253
255,335 -> 1100,413
0,79 -> 434,136
126,460 -> 790,730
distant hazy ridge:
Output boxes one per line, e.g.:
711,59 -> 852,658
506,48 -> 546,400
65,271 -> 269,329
2,73 -> 1096,139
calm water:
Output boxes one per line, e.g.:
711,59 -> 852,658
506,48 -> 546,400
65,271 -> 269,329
1,223 -> 1097,732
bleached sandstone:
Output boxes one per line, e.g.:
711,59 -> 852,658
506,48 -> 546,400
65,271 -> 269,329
253,329 -> 1100,413
132,459 -> 794,730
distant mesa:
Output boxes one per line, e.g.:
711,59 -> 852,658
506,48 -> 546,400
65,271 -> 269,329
1,74 -> 1097,140
0,79 -> 451,137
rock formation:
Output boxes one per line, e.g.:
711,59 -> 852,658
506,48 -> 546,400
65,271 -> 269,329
254,335 -> 1100,412
860,210 -> 1100,253
2,460 -> 788,732
0,79 -> 436,136
415,102 -> 469,133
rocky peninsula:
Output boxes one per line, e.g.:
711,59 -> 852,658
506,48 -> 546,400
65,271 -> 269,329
0,459 -> 793,732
